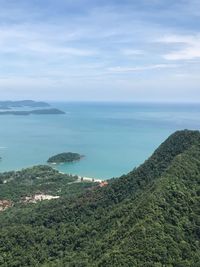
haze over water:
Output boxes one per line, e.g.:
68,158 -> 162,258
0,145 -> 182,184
0,102 -> 200,179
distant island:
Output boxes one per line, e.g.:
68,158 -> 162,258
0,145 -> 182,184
0,100 -> 50,109
0,108 -> 65,116
0,100 -> 65,115
47,152 -> 83,164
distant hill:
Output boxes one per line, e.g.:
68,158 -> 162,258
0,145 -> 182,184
0,108 -> 65,115
0,130 -> 200,266
0,100 -> 65,115
0,100 -> 50,109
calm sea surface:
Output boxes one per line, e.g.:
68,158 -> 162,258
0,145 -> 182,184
0,102 -> 200,179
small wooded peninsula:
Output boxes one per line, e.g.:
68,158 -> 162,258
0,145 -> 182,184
47,152 -> 83,163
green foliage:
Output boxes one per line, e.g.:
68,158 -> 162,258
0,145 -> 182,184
0,130 -> 200,266
0,165 -> 94,201
47,152 -> 82,163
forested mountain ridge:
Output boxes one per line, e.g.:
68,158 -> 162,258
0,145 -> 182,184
105,130 -> 200,202
0,130 -> 200,266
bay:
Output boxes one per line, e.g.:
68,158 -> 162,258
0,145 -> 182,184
0,102 -> 200,179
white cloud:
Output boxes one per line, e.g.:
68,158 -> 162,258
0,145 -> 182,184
0,25 -> 97,57
0,1 -> 200,101
108,64 -> 178,73
159,34 -> 200,60
27,42 -> 96,56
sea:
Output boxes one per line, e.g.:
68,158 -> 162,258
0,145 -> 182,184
0,102 -> 200,179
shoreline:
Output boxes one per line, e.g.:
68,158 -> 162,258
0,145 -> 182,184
58,171 -> 103,183
0,165 -> 104,183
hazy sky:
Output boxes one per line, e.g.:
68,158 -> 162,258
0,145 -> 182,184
0,0 -> 200,102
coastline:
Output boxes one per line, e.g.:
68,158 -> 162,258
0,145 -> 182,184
58,171 -> 102,183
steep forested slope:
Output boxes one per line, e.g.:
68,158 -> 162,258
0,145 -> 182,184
0,130 -> 200,267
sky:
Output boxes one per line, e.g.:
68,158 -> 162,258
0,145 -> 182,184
0,0 -> 200,102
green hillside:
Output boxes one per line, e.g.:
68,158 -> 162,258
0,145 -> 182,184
0,130 -> 200,267
0,165 -> 94,202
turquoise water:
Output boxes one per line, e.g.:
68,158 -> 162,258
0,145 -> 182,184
0,102 -> 200,179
